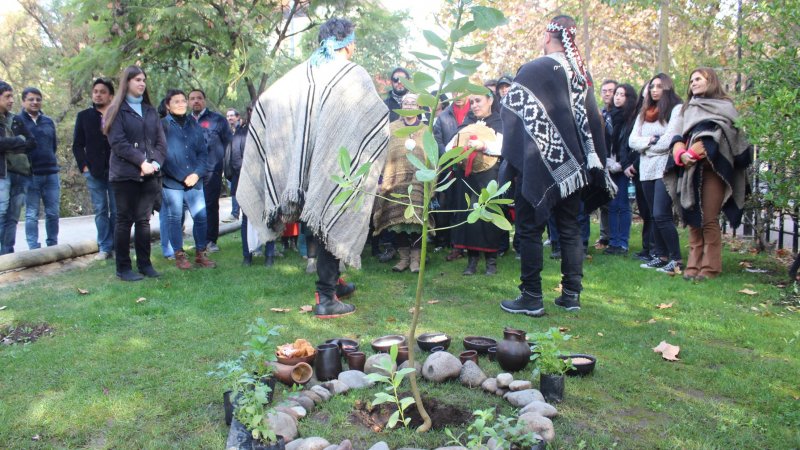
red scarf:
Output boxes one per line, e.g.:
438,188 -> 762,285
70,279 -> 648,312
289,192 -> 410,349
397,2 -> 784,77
644,106 -> 659,123
453,102 -> 469,126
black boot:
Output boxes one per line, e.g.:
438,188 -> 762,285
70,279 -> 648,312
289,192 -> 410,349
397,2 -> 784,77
335,277 -> 356,298
500,291 -> 545,317
242,253 -> 253,266
264,255 -> 274,267
313,292 -> 356,319
554,289 -> 581,311
485,253 -> 497,275
462,256 -> 479,276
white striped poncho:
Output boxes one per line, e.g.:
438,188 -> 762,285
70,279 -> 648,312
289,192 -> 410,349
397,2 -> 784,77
237,58 -> 389,268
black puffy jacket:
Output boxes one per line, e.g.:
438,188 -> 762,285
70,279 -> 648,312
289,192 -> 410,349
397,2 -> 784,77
107,102 -> 167,182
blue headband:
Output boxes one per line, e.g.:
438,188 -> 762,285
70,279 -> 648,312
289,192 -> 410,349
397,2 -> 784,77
310,32 -> 355,67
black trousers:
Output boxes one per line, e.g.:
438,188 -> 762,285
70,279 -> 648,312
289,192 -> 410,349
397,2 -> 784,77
203,170 -> 222,244
111,178 -> 161,272
315,239 -> 340,298
634,177 -> 655,255
641,179 -> 682,261
516,187 -> 583,295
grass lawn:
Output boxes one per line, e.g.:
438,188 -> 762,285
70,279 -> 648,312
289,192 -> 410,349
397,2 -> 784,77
1,225 -> 798,449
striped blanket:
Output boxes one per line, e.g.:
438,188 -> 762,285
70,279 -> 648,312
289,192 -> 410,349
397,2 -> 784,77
237,58 -> 389,268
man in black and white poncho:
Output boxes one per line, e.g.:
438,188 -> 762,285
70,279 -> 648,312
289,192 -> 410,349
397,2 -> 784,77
237,18 -> 389,319
499,15 -> 615,317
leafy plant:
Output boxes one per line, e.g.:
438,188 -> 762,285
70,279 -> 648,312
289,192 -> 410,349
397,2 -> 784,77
233,372 -> 277,444
529,327 -> 574,376
331,0 -> 507,432
445,409 -> 545,448
364,344 -> 417,429
240,318 -> 281,377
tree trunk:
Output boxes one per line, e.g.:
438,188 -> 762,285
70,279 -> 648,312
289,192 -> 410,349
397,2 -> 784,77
581,0 -> 591,70
658,0 -> 670,73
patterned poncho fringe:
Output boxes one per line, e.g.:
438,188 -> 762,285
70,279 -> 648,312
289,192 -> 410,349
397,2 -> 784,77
237,58 -> 389,268
501,53 -> 615,226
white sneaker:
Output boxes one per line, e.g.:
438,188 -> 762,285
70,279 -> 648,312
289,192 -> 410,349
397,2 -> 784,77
222,215 -> 237,223
94,251 -> 111,261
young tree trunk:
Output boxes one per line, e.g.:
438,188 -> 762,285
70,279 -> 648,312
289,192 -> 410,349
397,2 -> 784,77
658,0 -> 670,73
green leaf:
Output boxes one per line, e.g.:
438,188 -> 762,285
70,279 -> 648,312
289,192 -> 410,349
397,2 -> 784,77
389,344 -> 398,362
417,93 -> 438,108
442,77 -> 472,94
415,169 -> 437,182
389,192 -> 405,198
330,175 -> 346,184
470,6 -> 507,30
453,58 -> 482,76
467,209 -> 481,223
387,411 -> 400,428
406,153 -> 429,171
435,177 -> 456,192
410,51 -> 439,61
413,72 -> 436,90
393,124 -> 426,138
365,373 -> 390,384
464,82 -> 491,95
489,212 -> 512,231
404,204 -> 415,219
393,108 -> 426,118
459,43 -> 487,55
422,130 -> 439,166
353,162 -> 372,179
423,30 -> 448,52
399,396 -> 416,410
332,189 -> 352,205
397,367 -> 416,377
338,147 -> 351,174
459,20 -> 477,34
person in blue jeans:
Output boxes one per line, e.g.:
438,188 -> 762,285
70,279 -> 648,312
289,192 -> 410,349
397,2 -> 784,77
18,87 -> 60,249
72,78 -> 117,260
160,89 -> 216,269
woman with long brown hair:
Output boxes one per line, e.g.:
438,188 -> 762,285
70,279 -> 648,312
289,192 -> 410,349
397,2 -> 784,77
666,67 -> 752,281
628,73 -> 684,274
104,65 -> 167,281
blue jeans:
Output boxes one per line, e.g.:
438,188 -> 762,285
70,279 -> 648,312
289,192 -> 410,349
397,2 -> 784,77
159,194 -> 173,258
25,173 -> 60,249
84,172 -> 116,253
1,173 -> 29,254
229,174 -> 240,218
163,186 -> 208,252
608,173 -> 632,249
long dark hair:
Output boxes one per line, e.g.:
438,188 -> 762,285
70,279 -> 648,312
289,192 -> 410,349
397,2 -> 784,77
615,83 -> 638,128
103,66 -> 151,135
682,67 -> 731,114
638,73 -> 682,124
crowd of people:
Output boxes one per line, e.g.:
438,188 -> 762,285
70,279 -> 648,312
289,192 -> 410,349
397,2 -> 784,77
0,14 -> 752,318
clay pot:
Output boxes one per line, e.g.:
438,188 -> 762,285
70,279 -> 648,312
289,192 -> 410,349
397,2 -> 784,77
396,345 -> 410,365
346,351 -> 366,372
496,327 -> 531,372
314,343 -> 342,381
459,350 -> 478,365
540,373 -> 565,403
487,346 -> 497,362
267,362 -> 313,386
430,346 -> 445,353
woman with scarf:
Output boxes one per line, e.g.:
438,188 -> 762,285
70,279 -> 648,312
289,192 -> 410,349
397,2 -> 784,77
104,66 -> 167,282
160,89 -> 216,270
628,73 -> 684,274
372,93 -> 430,273
666,68 -> 752,281
448,93 -> 504,276
604,83 -> 638,255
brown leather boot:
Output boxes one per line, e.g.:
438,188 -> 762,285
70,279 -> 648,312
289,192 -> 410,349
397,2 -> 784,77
392,247 -> 410,272
174,250 -> 192,270
195,249 -> 217,268
409,248 -> 421,273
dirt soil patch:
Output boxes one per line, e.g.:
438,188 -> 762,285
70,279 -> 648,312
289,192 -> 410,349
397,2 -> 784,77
0,322 -> 53,346
349,395 -> 473,432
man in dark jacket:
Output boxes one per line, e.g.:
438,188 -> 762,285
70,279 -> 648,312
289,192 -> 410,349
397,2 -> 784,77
0,81 -> 36,255
384,67 -> 409,122
18,87 -> 60,250
73,78 -> 116,260
189,89 -> 231,252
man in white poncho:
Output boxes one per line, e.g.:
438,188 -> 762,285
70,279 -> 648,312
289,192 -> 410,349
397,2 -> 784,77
237,18 -> 389,318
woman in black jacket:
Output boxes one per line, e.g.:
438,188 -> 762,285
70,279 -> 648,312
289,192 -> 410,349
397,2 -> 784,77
604,83 -> 638,255
103,66 -> 167,281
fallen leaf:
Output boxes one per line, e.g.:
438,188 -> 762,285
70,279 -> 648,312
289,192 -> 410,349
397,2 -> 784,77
270,308 -> 291,313
558,327 -> 570,332
657,302 -> 674,309
739,289 -> 758,295
0,305 -> 6,311
597,332 -> 604,337
386,316 -> 396,322
77,288 -> 89,295
299,305 -> 312,313
409,306 -> 423,313
553,284 -> 563,293
738,261 -> 752,268
647,318 -> 657,324
652,340 -> 681,361
103,387 -> 109,395
427,300 -> 439,304
750,306 -> 759,311
135,297 -> 146,303
32,435 -> 40,441
668,330 -> 677,336
776,248 -> 790,257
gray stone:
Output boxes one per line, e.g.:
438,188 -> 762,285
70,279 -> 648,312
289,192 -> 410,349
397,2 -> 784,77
481,377 -> 497,393
338,370 -> 373,389
323,446 -> 338,450
303,390 -> 322,404
293,394 -> 316,411
335,439 -> 353,450
364,354 -> 396,377
368,442 -> 390,450
397,448 -> 427,450
495,388 -> 508,397
265,411 -> 298,442
519,400 -> 558,418
310,385 -> 333,401
433,447 -> 469,450
275,406 -> 302,420
459,360 -> 487,387
421,351 -> 462,382
296,437 -> 331,450
509,380 -> 532,391
326,379 -> 350,395
518,412 -> 555,442
504,389 -> 545,407
285,439 -> 305,450
496,373 -> 513,388
399,360 -> 422,373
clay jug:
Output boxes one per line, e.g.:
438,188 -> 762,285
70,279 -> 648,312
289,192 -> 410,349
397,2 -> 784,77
267,362 -> 313,386
346,351 -> 366,372
496,328 -> 531,372
314,343 -> 342,381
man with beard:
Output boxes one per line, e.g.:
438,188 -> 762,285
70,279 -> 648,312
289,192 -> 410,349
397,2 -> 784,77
385,67 -> 410,123
72,78 -> 116,260
499,15 -> 614,316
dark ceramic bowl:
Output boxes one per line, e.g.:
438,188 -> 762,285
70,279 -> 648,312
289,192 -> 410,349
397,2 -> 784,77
417,332 -> 451,352
324,338 -> 360,356
463,336 -> 498,354
560,353 -> 597,376
371,335 -> 408,353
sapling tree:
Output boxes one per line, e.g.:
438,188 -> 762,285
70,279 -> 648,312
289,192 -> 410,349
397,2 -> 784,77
333,0 -> 508,432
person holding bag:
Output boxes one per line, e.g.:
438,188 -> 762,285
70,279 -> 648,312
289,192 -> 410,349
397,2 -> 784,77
103,66 -> 167,281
